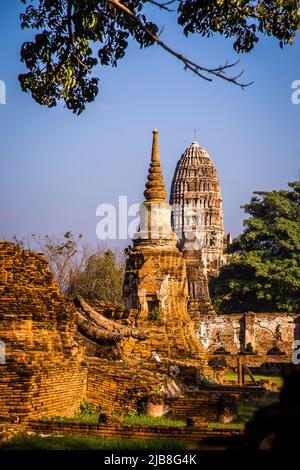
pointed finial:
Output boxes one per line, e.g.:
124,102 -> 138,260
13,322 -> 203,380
144,129 -> 167,202
151,128 -> 159,162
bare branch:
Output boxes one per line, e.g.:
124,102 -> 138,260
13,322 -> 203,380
107,0 -> 252,87
145,0 -> 176,12
74,53 -> 90,70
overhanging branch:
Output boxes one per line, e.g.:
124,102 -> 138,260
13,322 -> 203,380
107,0 -> 253,87
145,0 -> 176,12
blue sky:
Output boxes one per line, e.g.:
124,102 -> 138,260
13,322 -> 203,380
0,2 -> 299,249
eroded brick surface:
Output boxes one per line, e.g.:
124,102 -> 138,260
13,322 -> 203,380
0,241 -> 87,421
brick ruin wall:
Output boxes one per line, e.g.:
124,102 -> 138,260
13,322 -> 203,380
198,312 -> 300,370
85,358 -> 172,415
85,357 -> 263,421
1,241 -> 298,425
0,242 -> 214,422
0,242 -> 217,423
0,242 -> 87,421
27,419 -> 243,442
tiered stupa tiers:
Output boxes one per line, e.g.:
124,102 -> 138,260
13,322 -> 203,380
144,128 -> 167,202
135,129 -> 177,245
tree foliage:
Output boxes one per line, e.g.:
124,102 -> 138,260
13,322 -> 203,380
19,0 -> 300,114
67,247 -> 125,304
10,231 -> 125,304
210,182 -> 300,313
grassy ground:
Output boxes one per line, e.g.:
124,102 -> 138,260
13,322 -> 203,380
42,412 -> 186,427
122,415 -> 186,427
0,393 -> 280,449
0,434 -> 187,450
42,390 -> 280,430
223,373 -> 283,387
42,413 -> 245,431
208,422 -> 245,430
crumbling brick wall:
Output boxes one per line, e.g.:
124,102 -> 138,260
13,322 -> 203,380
0,242 -> 87,421
198,312 -> 300,369
85,358 -> 174,415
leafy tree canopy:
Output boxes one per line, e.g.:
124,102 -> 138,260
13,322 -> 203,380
210,181 -> 300,313
19,0 -> 300,113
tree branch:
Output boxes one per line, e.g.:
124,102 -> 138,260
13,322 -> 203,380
51,0 -> 74,75
145,0 -> 176,12
107,0 -> 253,87
52,0 -> 90,75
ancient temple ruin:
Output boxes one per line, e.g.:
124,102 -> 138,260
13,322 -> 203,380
0,132 -> 214,422
169,137 -> 299,367
0,129 -> 299,432
170,140 -> 229,315
170,140 -> 228,275
123,129 -> 209,369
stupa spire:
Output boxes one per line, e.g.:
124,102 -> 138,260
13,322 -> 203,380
144,129 -> 167,202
